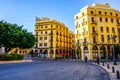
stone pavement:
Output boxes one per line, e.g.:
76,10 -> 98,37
95,61 -> 120,80
0,60 -> 32,64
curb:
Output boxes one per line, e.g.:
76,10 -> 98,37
0,60 -> 33,64
93,63 -> 112,80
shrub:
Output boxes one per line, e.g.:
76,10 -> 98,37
0,54 -> 24,61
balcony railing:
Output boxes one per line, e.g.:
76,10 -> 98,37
92,41 -> 98,44
117,23 -> 120,26
91,31 -> 98,35
49,33 -> 53,35
91,21 -> 97,24
49,39 -> 53,42
82,21 -> 87,26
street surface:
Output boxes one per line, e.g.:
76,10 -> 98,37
0,59 -> 110,80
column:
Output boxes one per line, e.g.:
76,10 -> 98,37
81,45 -> 84,60
89,44 -> 93,60
48,49 -> 50,58
98,46 -> 101,58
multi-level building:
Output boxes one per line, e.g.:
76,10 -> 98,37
34,17 -> 75,59
75,3 -> 120,60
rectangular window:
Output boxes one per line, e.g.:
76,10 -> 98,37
98,11 -> 101,14
100,27 -> 103,32
51,25 -> 53,28
116,14 -> 118,16
105,18 -> 108,22
82,13 -> 84,16
110,12 -> 112,16
35,44 -> 38,48
41,31 -> 42,34
91,11 -> 93,14
44,36 -> 47,40
76,16 -> 78,19
107,35 -> 110,42
51,43 -> 53,48
99,17 -> 102,22
41,26 -> 43,28
105,12 -> 107,15
92,27 -> 95,32
106,27 -> 109,33
114,38 -> 116,43
118,28 -> 120,34
44,43 -> 47,46
40,37 -> 42,40
111,18 -> 113,23
101,35 -> 104,42
39,43 -> 42,47
112,27 -> 115,33
36,32 -> 38,35
45,31 -> 47,34
91,17 -> 94,22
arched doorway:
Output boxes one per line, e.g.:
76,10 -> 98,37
63,49 -> 65,58
56,49 -> 58,57
100,46 -> 106,59
44,50 -> 48,58
66,50 -> 68,58
50,49 -> 54,58
84,46 -> 89,59
92,46 -> 98,59
39,50 -> 43,58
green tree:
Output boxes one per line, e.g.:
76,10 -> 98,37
0,20 -> 35,53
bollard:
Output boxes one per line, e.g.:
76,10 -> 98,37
116,70 -> 120,79
112,66 -> 115,73
102,61 -> 104,66
107,64 -> 110,69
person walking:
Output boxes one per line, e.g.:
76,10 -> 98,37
85,56 -> 88,62
96,56 -> 100,65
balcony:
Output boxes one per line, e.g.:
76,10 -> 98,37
49,46 -> 53,48
49,39 -> 53,42
82,21 -> 87,26
83,42 -> 88,45
91,31 -> 98,35
117,23 -> 120,26
82,31 -> 88,36
92,41 -> 98,44
49,33 -> 53,35
91,21 -> 97,24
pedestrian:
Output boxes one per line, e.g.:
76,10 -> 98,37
85,56 -> 88,62
96,56 -> 100,65
55,57 -> 57,61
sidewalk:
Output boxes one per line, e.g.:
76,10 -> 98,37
97,61 -> 120,80
0,60 -> 33,64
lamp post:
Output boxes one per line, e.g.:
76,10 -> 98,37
108,34 -> 117,65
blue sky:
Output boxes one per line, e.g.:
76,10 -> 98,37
0,0 -> 120,33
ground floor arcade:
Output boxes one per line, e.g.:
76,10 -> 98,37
33,44 -> 120,60
80,44 -> 118,60
33,48 -> 75,59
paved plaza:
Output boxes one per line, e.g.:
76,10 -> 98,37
0,59 -> 110,80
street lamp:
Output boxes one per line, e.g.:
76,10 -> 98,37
108,34 -> 117,65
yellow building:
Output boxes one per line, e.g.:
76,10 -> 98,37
75,3 -> 120,60
8,48 -> 31,55
34,17 -> 75,59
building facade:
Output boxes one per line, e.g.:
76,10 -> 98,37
75,3 -> 120,60
34,17 -> 75,59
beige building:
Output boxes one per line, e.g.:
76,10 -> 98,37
34,17 -> 75,59
75,3 -> 120,60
